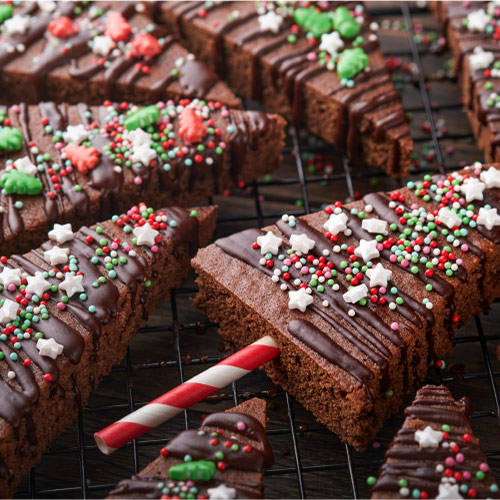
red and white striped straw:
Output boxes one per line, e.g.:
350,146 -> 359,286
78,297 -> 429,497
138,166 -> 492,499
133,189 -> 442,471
94,336 -> 280,455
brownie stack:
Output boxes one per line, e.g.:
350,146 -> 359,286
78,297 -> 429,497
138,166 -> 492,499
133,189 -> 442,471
193,162 -> 500,450
371,385 -> 499,499
158,1 -> 413,176
108,398 -> 273,499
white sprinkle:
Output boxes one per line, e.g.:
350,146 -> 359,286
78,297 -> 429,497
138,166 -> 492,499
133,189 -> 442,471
322,300 -> 329,307
348,309 -> 356,317
280,284 -> 287,291
7,371 -> 15,380
271,275 -> 279,282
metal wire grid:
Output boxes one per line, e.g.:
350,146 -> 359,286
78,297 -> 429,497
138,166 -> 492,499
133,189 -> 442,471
14,2 -> 500,498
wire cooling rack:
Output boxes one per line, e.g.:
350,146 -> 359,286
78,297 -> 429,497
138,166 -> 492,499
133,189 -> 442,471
14,2 -> 500,499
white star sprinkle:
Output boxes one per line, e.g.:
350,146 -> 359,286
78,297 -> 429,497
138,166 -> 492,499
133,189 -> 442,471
63,124 -> 89,145
414,426 -> 443,448
365,263 -> 392,288
461,177 -> 485,202
0,299 -> 18,324
59,272 -> 84,298
469,47 -> 494,71
354,239 -> 380,263
207,484 -> 237,499
258,10 -> 283,33
133,223 -> 159,247
48,223 -> 74,244
477,207 -> 500,230
14,156 -> 37,177
92,35 -> 115,57
44,246 -> 70,266
480,166 -> 500,188
26,272 -> 51,297
128,128 -> 152,148
0,267 -> 21,287
131,142 -> 157,165
342,284 -> 368,304
319,31 -> 344,55
436,483 -> 463,499
288,288 -> 313,312
361,217 -> 388,235
467,8 -> 491,32
4,15 -> 30,36
323,212 -> 348,235
437,207 -> 462,229
289,233 -> 315,254
257,231 -> 282,255
36,337 -> 64,360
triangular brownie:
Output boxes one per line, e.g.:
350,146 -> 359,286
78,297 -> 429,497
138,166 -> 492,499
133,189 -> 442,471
0,203 -> 218,498
0,1 -> 240,108
371,385 -> 499,499
431,1 -> 500,164
192,162 -> 500,450
0,99 -> 284,255
108,398 -> 273,499
158,1 -> 412,176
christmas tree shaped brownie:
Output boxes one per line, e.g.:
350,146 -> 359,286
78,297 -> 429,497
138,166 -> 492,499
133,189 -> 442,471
108,398 -> 273,499
0,99 -> 285,255
0,1 -> 240,108
192,162 -> 500,450
0,202 -> 218,497
370,385 -> 499,499
159,1 -> 413,176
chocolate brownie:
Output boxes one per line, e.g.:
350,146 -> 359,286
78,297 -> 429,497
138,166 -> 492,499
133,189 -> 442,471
0,99 -> 285,255
431,2 -> 500,163
108,398 -> 273,499
371,385 -> 499,499
192,162 -> 500,450
157,1 -> 413,176
0,202 -> 218,498
0,1 -> 241,108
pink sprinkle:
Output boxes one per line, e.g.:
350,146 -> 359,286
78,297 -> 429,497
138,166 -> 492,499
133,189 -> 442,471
307,52 -> 317,61
377,243 -> 383,251
25,293 -> 32,300
57,302 -> 66,310
324,271 -> 332,279
480,463 -> 489,472
301,267 -> 309,275
372,441 -> 381,449
219,142 -> 226,148
55,142 -> 63,150
123,244 -> 131,252
423,246 -> 430,254
167,99 -> 174,106
461,244 -> 469,252
151,245 -> 159,253
111,242 -> 119,250
7,284 -> 16,292
237,422 -> 246,431
445,457 -> 455,467
66,165 -> 73,173
411,203 -> 418,210
345,267 -> 352,275
182,146 -> 189,154
390,254 -> 397,263
379,287 -> 386,294
221,109 -> 229,118
401,259 -> 409,267
284,258 -> 292,266
390,322 -> 399,331
463,471 -> 471,480
456,453 -> 464,463
134,177 -> 142,185
456,258 -> 463,265
474,167 -> 482,175
11,104 -> 19,113
157,101 -> 165,109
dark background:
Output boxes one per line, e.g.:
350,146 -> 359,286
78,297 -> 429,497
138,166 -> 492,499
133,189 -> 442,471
14,2 -> 500,499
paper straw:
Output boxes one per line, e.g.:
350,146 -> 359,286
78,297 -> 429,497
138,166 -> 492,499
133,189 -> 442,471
94,335 -> 279,454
